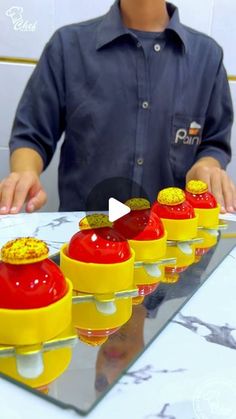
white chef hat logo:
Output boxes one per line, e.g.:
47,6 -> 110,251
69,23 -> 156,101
5,7 -> 23,25
189,121 -> 201,135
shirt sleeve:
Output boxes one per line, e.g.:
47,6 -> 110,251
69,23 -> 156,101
9,30 -> 66,170
195,50 -> 234,169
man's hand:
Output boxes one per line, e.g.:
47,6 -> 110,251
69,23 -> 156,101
186,157 -> 236,213
0,171 -> 47,214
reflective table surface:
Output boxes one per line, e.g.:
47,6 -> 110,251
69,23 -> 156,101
0,213 -> 236,417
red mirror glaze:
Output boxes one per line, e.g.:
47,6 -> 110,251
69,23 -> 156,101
136,282 -> 159,296
68,227 -> 131,264
185,190 -> 217,209
152,200 -> 195,220
0,259 -> 67,309
114,209 -> 165,240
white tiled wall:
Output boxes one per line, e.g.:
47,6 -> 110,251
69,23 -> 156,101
0,0 -> 54,59
0,0 -> 235,211
0,63 -> 34,147
173,0 -> 214,35
211,0 -> 236,75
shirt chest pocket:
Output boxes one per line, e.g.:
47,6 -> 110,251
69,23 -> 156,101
169,114 -> 206,185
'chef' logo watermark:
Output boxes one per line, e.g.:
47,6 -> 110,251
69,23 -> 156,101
5,6 -> 37,32
175,121 -> 202,145
193,377 -> 236,419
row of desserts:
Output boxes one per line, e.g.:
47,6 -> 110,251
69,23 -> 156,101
0,180 -> 223,394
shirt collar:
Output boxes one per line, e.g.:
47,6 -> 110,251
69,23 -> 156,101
96,1 -> 188,52
96,1 -> 129,50
165,3 -> 188,52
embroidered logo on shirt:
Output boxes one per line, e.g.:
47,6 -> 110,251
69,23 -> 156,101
5,6 -> 37,32
175,122 -> 202,145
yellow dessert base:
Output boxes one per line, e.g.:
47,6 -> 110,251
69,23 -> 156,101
72,296 -> 132,331
60,245 -> 135,294
161,216 -> 198,241
128,232 -> 167,262
194,205 -> 220,228
164,245 -> 195,270
0,279 -> 72,346
134,264 -> 164,285
196,230 -> 218,250
0,347 -> 72,389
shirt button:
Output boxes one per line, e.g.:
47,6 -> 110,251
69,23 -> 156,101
137,158 -> 144,166
154,43 -> 161,52
142,101 -> 149,109
137,41 -> 142,48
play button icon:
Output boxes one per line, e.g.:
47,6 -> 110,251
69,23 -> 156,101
108,198 -> 131,222
85,177 -> 150,239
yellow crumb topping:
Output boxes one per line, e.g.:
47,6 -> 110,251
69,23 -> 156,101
157,187 -> 185,206
79,214 -> 112,230
186,180 -> 208,194
1,237 -> 49,265
125,198 -> 150,211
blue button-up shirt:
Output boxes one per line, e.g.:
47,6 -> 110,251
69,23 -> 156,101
10,1 -> 233,210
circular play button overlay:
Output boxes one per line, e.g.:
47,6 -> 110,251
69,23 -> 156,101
84,177 -> 156,240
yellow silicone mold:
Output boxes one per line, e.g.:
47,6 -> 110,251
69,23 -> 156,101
164,245 -> 195,271
161,216 -> 198,241
134,264 -> 164,285
60,245 -> 135,294
0,347 -> 72,389
72,296 -> 132,332
128,231 -> 167,262
194,204 -> 220,228
195,229 -> 218,251
0,279 -> 72,346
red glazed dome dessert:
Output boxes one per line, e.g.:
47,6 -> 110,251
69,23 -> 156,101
185,180 -> 217,209
151,187 -> 198,242
152,187 -> 195,220
0,237 -> 68,309
60,215 -> 135,346
115,198 -> 167,301
114,198 -> 165,241
0,237 -> 72,348
68,214 -> 131,264
185,180 -> 220,230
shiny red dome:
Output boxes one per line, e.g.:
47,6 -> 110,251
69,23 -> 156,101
68,227 -> 131,264
0,259 -> 67,309
114,209 -> 165,240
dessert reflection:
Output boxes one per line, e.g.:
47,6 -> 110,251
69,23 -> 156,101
95,304 -> 146,392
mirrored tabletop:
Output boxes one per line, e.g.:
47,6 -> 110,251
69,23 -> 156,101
0,213 -> 235,416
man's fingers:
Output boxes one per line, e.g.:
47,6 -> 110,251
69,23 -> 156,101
0,171 -> 46,214
0,173 -> 20,214
224,179 -> 236,213
26,188 -> 47,213
221,175 -> 235,213
8,175 -> 39,214
209,168 -> 226,213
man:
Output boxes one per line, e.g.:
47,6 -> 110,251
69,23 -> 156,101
0,0 -> 235,214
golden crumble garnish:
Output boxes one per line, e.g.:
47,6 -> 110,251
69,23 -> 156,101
157,187 -> 185,206
1,237 -> 49,265
79,214 -> 112,230
186,180 -> 208,194
125,198 -> 150,211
